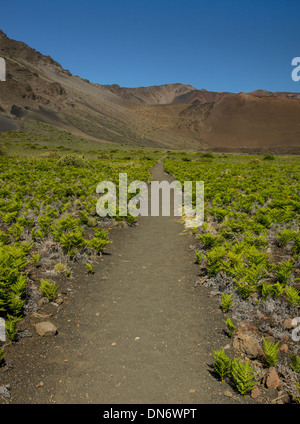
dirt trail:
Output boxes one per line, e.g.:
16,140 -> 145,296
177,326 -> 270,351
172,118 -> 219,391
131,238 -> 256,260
8,162 -> 241,404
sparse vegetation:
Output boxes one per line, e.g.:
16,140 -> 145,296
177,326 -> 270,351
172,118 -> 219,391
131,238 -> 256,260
212,349 -> 232,383
40,279 -> 58,302
221,293 -> 234,312
290,354 -> 300,373
86,263 -> 95,274
165,153 -> 300,402
262,336 -> 280,367
231,357 -> 257,396
223,317 -> 237,338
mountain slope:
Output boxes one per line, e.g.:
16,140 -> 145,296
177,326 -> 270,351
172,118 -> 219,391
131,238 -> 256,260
179,92 -> 300,150
1,29 -> 300,153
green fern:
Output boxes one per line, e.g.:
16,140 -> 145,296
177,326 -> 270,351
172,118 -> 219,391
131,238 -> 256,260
235,281 -> 256,299
6,315 -> 21,342
274,260 -> 294,286
292,382 -> 300,404
86,263 -> 95,274
87,237 -> 110,253
231,357 -> 257,395
198,233 -> 222,249
221,293 -> 234,312
285,286 -> 300,307
206,246 -> 226,277
195,250 -> 202,264
290,354 -> 300,373
262,336 -> 280,367
277,229 -> 296,247
223,317 -> 237,338
32,253 -> 40,268
212,349 -> 232,383
260,282 -> 272,300
271,281 -> 284,298
40,279 -> 58,302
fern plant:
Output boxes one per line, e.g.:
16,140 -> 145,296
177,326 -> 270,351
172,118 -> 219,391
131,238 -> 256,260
86,263 -> 95,274
221,293 -> 234,312
212,349 -> 232,383
32,253 -> 40,268
231,357 -> 257,395
290,354 -> 300,373
235,281 -> 255,299
271,281 -> 284,298
223,317 -> 237,338
40,279 -> 58,302
94,228 -> 109,239
206,246 -> 226,277
198,233 -> 222,250
195,250 -> 202,265
262,336 -> 280,367
292,382 -> 300,404
277,229 -> 296,247
259,282 -> 272,300
87,237 -> 110,253
274,260 -> 294,286
285,286 -> 300,307
293,235 -> 300,254
9,222 -> 24,242
6,315 -> 21,342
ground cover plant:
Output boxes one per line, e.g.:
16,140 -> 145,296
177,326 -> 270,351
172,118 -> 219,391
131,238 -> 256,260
0,141 -> 157,355
164,152 -> 300,402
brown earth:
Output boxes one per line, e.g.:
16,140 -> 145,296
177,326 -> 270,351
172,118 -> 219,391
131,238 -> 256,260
1,29 -> 300,152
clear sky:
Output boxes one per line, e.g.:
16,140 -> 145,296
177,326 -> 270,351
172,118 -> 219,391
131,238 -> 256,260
2,0 -> 300,93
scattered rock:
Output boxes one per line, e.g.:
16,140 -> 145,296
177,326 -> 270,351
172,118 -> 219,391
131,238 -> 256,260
208,290 -> 220,298
272,392 -> 290,404
283,318 -> 293,329
236,320 -> 259,335
36,381 -> 44,389
280,334 -> 290,343
35,322 -> 57,337
0,385 -> 11,399
265,388 -> 279,400
265,367 -> 280,390
251,387 -> 260,399
37,297 -> 49,307
280,344 -> 289,353
252,359 -> 264,368
263,335 -> 275,344
3,360 -> 13,372
18,330 -> 32,338
50,253 -> 60,260
32,312 -> 53,319
233,333 -> 264,359
223,390 -> 233,398
55,296 -> 64,305
194,276 -> 208,287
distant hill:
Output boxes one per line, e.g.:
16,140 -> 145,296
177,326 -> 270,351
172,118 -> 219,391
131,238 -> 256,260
1,29 -> 300,153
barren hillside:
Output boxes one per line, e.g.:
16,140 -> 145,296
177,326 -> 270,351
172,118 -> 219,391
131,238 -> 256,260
1,29 -> 300,152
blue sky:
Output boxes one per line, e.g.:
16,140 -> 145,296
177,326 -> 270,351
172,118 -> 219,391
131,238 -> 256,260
2,0 -> 300,92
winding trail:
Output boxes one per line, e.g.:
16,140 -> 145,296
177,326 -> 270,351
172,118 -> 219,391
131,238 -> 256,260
11,162 -> 239,404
